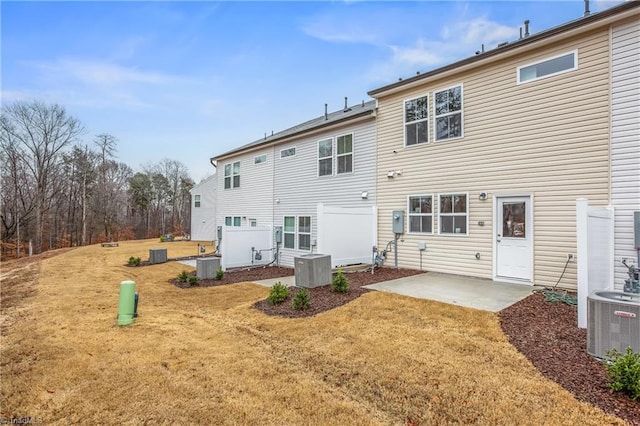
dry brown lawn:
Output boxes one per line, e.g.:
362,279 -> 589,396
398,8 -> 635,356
0,240 -> 626,425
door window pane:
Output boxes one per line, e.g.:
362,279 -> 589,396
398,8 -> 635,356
503,202 -> 526,238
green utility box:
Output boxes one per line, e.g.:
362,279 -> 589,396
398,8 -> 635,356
117,280 -> 137,326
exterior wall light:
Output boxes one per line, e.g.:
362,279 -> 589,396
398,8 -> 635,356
361,191 -> 369,199
479,192 -> 488,200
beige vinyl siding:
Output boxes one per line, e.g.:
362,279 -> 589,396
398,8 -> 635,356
375,28 -> 611,288
216,148 -> 275,230
275,119 -> 377,267
611,19 -> 640,290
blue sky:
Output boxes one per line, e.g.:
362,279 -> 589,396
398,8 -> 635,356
1,0 -> 622,182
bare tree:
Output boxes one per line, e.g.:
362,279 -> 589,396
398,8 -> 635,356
0,101 -> 83,253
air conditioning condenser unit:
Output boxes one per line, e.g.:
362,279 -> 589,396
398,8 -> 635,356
587,290 -> 640,359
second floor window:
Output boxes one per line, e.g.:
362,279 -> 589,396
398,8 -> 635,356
434,85 -> 463,141
224,161 -> 240,189
318,139 -> 332,176
337,134 -> 353,174
405,95 -> 429,146
194,195 -> 201,208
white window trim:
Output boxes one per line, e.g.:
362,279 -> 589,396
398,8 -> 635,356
280,146 -> 296,159
283,216 -> 296,249
336,132 -> 354,175
407,194 -> 434,234
317,138 -> 333,177
298,216 -> 312,251
403,93 -> 430,148
224,161 -> 240,189
254,154 -> 267,164
517,50 -> 578,84
437,192 -> 469,236
433,84 -> 464,142
194,194 -> 201,208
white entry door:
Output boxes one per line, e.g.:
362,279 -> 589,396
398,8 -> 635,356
496,196 -> 532,282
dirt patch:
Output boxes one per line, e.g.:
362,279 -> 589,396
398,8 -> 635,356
500,293 -> 640,425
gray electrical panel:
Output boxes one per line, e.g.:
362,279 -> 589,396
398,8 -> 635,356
634,211 -> 640,249
216,226 -> 222,240
274,226 -> 283,243
392,210 -> 405,234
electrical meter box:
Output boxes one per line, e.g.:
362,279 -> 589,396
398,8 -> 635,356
216,226 -> 223,241
392,210 -> 405,234
634,211 -> 640,249
274,226 -> 283,243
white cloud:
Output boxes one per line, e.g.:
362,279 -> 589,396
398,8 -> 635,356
36,58 -> 178,86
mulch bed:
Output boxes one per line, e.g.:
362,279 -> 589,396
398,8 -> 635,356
254,267 -> 424,318
171,266 -> 296,288
499,292 -> 639,425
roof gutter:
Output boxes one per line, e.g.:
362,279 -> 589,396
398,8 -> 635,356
368,2 -> 639,98
212,108 -> 376,162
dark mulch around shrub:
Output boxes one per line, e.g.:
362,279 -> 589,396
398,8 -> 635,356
253,267 -> 425,318
171,266 -> 296,288
499,292 -> 639,425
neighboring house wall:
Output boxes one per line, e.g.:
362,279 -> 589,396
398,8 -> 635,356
215,148 -> 275,231
273,118 -> 377,267
190,174 -> 217,241
611,18 -> 640,290
373,25 -> 613,289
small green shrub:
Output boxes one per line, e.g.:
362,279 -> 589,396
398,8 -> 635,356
331,268 -> 349,293
267,281 -> 290,304
187,275 -> 199,287
605,347 -> 640,400
215,267 -> 224,281
292,288 -> 310,311
177,270 -> 190,282
159,235 -> 166,242
128,256 -> 141,266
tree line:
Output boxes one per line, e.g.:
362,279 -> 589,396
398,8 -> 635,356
1,100 -> 196,258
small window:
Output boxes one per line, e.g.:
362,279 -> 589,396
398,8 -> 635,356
194,194 -> 201,208
408,195 -> 433,233
439,193 -> 468,235
284,216 -> 295,249
250,219 -> 257,227
254,154 -> 267,164
225,216 -> 241,227
280,147 -> 296,158
518,51 -> 577,83
224,161 -> 240,189
434,85 -> 463,141
318,139 -> 332,176
337,134 -> 353,174
404,95 -> 429,146
298,216 -> 311,251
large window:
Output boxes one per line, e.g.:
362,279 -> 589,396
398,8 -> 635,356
518,51 -> 577,83
284,216 -> 295,249
434,85 -> 463,141
337,134 -> 353,174
408,195 -> 433,233
298,216 -> 311,251
194,195 -> 201,208
404,95 -> 429,146
318,139 -> 332,176
439,193 -> 467,235
224,161 -> 240,189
